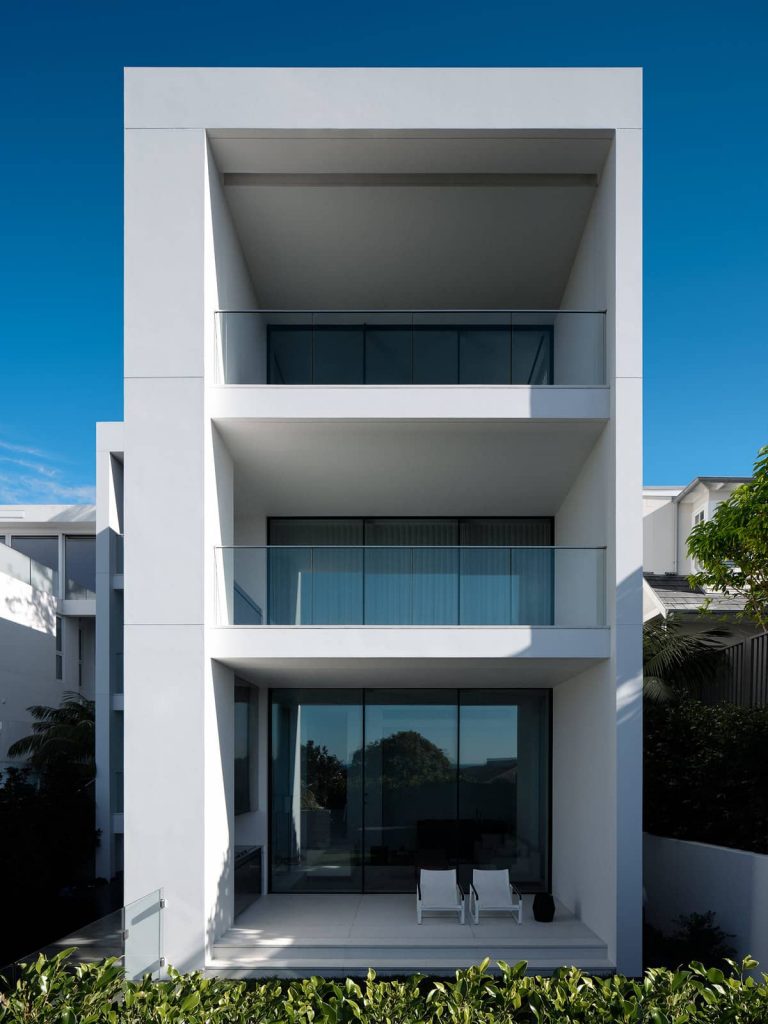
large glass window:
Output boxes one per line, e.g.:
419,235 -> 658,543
363,691 -> 458,892
269,689 -> 550,893
313,328 -> 364,384
266,519 -> 553,626
459,328 -> 511,384
235,684 -> 252,815
64,536 -> 96,599
271,689 -> 364,893
11,535 -> 59,574
268,328 -> 312,384
365,328 -> 412,385
413,329 -> 459,384
267,324 -> 553,385
458,691 -> 549,890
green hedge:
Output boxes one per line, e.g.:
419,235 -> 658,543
645,697 -> 768,853
3,951 -> 768,1024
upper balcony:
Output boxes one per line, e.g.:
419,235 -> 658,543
210,309 -> 608,422
208,539 -> 610,677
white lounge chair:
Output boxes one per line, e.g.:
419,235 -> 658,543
416,868 -> 465,924
469,869 -> 523,924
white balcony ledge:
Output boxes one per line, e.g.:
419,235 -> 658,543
208,384 -> 609,422
208,625 -> 610,687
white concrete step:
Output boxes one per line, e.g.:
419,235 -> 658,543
209,942 -> 612,978
207,955 -> 615,978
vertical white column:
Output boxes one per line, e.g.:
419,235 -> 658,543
123,126 -> 208,972
612,126 -> 644,977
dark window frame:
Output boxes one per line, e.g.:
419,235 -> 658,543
267,687 -> 552,895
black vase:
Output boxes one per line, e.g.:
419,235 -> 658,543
532,892 -> 555,922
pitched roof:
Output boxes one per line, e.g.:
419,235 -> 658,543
643,573 -> 747,614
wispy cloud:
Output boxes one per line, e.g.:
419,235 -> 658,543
0,439 -> 48,458
0,436 -> 94,505
0,455 -> 60,478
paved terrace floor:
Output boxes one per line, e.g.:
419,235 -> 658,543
210,894 -> 613,977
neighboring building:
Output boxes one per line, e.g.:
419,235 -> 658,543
100,66 -> 643,976
643,478 -> 754,628
0,505 -> 97,777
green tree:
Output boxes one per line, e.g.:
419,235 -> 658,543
642,619 -> 728,702
302,741 -> 347,810
352,730 -> 453,789
0,694 -> 100,964
687,444 -> 768,631
8,691 -> 95,787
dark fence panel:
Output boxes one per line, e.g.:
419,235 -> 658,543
701,632 -> 768,708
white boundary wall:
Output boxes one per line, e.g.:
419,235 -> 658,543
644,834 -> 768,968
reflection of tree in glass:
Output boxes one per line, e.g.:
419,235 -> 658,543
302,740 -> 347,810
352,730 -> 453,788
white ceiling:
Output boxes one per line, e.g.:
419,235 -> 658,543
217,655 -> 602,688
220,419 -> 605,520
223,184 -> 596,309
210,133 -> 609,310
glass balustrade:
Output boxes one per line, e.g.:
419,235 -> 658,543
1,889 -> 164,983
215,310 -> 606,386
216,546 -> 605,627
0,541 -> 57,594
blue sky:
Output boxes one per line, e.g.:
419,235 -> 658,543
1,0 -> 766,502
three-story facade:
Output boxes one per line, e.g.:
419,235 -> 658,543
101,66 -> 643,976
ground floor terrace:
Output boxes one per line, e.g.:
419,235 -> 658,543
210,893 -> 612,977
123,642 -> 642,976
203,671 -> 640,976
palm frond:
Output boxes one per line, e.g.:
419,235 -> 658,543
643,620 -> 731,700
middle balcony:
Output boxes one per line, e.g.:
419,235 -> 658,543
216,542 -> 604,629
210,310 -> 609,422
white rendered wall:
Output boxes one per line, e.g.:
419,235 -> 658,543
642,491 -> 678,573
0,596 -> 58,767
125,128 -> 259,969
124,66 -> 642,971
204,145 -> 260,950
125,68 -> 642,132
645,834 -> 768,970
556,129 -> 643,975
1,507 -> 97,774
553,662 -> 616,952
123,126 -> 208,972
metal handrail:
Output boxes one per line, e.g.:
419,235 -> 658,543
215,307 -> 607,314
217,544 -> 606,550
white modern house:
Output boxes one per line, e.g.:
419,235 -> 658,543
100,66 -> 643,977
0,505 -> 97,775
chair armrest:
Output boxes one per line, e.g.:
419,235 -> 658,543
417,881 -> 421,899
470,882 -> 479,899
456,883 -> 464,901
509,884 -> 522,901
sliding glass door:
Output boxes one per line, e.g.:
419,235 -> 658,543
363,691 -> 458,892
269,689 -> 550,893
457,691 -> 550,891
271,689 -> 363,892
